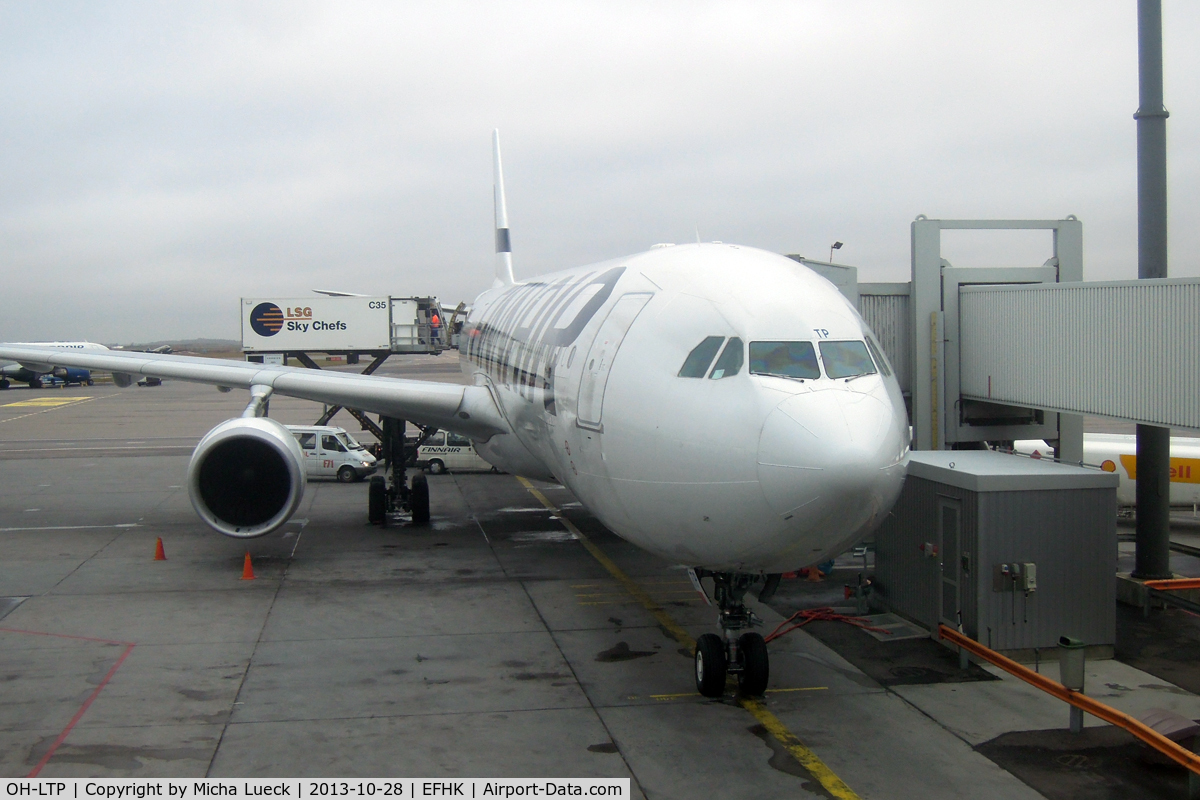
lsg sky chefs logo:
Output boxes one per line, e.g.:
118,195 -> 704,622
249,302 -> 348,336
250,302 -> 285,336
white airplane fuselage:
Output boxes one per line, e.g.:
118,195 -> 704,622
458,243 -> 910,573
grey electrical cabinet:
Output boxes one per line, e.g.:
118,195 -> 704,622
874,450 -> 1119,657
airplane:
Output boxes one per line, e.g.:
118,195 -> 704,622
0,132 -> 910,697
1013,434 -> 1200,508
0,342 -> 106,389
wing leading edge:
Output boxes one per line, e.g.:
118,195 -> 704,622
0,344 -> 511,441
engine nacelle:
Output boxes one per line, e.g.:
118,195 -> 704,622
187,417 -> 306,538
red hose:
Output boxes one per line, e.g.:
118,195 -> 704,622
764,606 -> 892,643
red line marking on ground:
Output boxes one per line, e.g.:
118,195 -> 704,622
0,628 -> 136,777
0,627 -> 133,646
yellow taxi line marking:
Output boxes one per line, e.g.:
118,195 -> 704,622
578,600 -> 701,607
3,399 -> 90,408
571,581 -> 692,589
517,476 -> 860,800
575,590 -> 700,598
740,696 -> 859,799
0,395 -> 112,424
518,479 -> 694,644
646,686 -> 828,700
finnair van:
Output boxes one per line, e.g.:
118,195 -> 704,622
416,429 -> 498,474
287,425 -> 378,482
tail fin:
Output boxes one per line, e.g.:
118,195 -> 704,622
492,129 -> 515,288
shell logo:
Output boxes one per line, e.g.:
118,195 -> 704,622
1101,460 -> 1117,472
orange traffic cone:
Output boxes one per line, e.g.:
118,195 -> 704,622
241,551 -> 256,580
154,537 -> 166,561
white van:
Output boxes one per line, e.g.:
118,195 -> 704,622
416,430 -> 497,474
287,425 -> 378,482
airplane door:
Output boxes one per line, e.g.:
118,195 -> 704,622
576,293 -> 652,431
938,497 -> 962,629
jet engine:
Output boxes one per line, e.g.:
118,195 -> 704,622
187,417 -> 306,538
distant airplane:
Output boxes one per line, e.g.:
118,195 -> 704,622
0,132 -> 910,696
1014,434 -> 1200,508
312,289 -> 370,297
0,342 -> 106,389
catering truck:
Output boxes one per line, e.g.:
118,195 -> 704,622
242,296 -> 447,356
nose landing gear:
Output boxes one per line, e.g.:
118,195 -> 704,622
691,569 -> 776,697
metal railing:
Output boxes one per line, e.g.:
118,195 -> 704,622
938,624 -> 1200,774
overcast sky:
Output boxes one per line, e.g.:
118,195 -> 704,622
2,1 -> 1198,343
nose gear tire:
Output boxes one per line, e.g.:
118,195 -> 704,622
737,632 -> 769,696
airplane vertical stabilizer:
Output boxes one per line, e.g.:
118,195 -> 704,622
492,130 -> 516,288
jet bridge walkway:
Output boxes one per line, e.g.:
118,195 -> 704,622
958,277 -> 1200,431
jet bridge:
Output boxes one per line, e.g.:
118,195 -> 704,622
817,217 -> 1197,457
958,278 -> 1200,432
804,218 -> 1088,458
908,217 -> 1084,459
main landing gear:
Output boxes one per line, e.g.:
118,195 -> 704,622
691,570 -> 781,698
368,416 -> 430,527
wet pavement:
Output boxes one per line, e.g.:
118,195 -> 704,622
0,365 -> 1198,798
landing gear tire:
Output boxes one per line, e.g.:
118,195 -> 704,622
695,633 -> 727,697
30,378 -> 42,389
0,379 -> 8,389
410,473 -> 430,526
368,475 -> 387,524
337,465 -> 357,483
736,632 -> 769,697
427,459 -> 445,475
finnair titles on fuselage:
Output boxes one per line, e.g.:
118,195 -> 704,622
458,244 -> 910,574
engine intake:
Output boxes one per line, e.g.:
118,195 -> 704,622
187,417 -> 306,538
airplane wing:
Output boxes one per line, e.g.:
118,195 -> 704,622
0,344 -> 510,440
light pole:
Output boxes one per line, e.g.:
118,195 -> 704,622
829,241 -> 843,263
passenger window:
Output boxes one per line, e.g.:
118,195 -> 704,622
749,341 -> 821,380
678,336 -> 725,378
428,432 -> 445,446
819,341 -> 877,379
321,434 -> 346,452
295,433 -> 316,451
447,433 -> 471,446
709,337 -> 744,380
865,336 -> 892,377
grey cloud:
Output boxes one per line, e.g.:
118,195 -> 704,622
1,1 -> 1197,341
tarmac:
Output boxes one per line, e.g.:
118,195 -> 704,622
3,354 -> 1200,798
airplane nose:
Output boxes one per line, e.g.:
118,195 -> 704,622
757,388 -> 903,530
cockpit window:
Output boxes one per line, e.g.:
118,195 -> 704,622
709,337 -> 743,380
864,336 -> 892,377
819,340 -> 877,379
678,336 -> 724,378
749,341 -> 820,380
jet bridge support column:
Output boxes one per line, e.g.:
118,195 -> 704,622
1133,0 -> 1172,579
